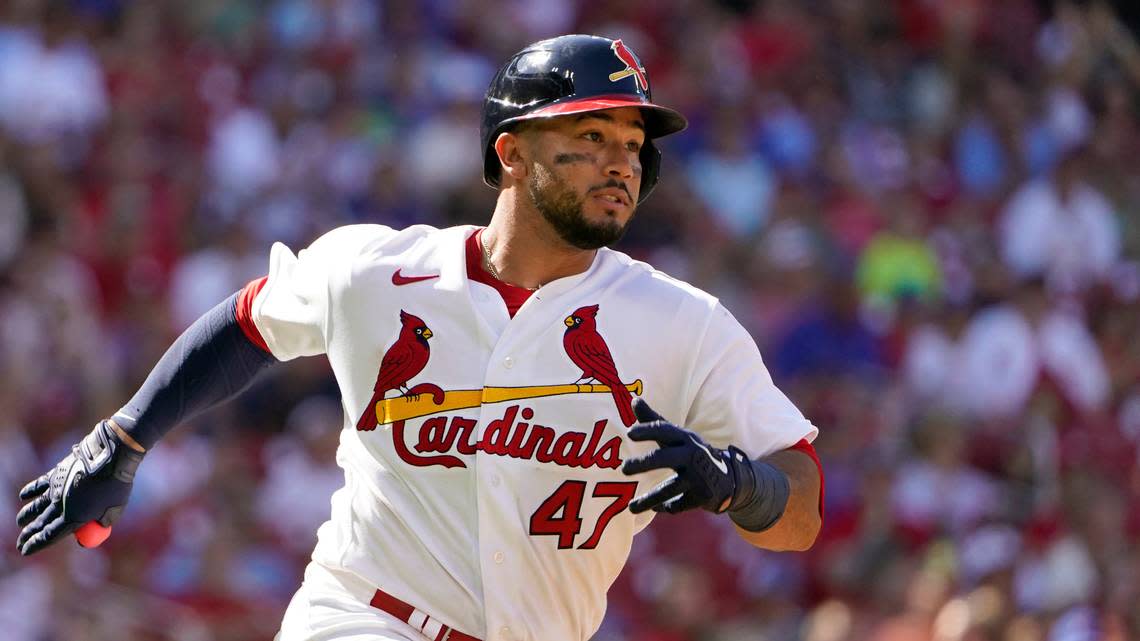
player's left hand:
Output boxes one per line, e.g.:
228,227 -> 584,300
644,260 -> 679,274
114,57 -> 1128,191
621,398 -> 751,514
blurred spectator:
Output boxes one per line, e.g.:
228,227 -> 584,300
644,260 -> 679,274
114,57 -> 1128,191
956,287 -> 1047,420
772,277 -> 883,382
756,91 -> 818,179
907,279 -> 1110,420
255,395 -> 341,554
686,106 -> 776,238
998,146 -> 1120,294
953,108 -> 1008,199
0,4 -> 107,146
856,191 -> 942,305
167,223 -> 265,331
404,99 -> 485,199
1037,303 -> 1110,413
207,108 -> 282,212
890,415 -> 1004,542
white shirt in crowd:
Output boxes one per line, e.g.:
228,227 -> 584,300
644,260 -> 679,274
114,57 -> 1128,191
999,178 -> 1120,292
904,304 -> 1109,419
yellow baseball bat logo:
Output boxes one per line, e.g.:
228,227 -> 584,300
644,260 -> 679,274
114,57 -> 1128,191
374,380 -> 644,426
608,69 -> 636,83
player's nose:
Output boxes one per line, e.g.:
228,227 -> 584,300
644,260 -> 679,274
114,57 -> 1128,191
601,143 -> 637,182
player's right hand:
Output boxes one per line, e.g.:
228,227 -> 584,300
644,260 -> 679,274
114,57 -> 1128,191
16,420 -> 145,555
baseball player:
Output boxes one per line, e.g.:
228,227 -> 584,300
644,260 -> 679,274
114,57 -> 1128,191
16,35 -> 823,641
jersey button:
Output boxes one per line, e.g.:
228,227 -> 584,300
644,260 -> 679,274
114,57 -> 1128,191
490,474 -> 501,487
503,356 -> 514,369
493,551 -> 505,564
499,626 -> 512,640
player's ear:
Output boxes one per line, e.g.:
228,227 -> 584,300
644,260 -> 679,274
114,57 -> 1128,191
494,129 -> 530,182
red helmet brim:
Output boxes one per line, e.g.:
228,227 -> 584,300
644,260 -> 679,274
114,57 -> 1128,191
520,95 -> 687,139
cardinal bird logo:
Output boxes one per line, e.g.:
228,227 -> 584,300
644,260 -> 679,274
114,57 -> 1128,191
356,310 -> 434,431
608,39 -> 648,92
563,304 -> 637,427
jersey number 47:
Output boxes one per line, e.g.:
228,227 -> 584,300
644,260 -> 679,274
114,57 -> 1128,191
528,480 -> 638,550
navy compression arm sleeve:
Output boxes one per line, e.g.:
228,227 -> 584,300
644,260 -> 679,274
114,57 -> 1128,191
112,293 -> 278,450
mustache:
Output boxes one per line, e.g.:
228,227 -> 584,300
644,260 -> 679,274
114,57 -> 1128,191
588,179 -> 632,202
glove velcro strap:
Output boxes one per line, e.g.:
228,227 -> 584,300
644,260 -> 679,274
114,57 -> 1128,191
726,446 -> 790,533
80,421 -> 145,484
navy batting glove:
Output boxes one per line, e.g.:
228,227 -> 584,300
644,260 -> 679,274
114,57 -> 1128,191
621,399 -> 747,514
16,420 -> 143,555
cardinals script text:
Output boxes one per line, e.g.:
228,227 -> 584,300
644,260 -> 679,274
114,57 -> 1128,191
390,404 -> 623,470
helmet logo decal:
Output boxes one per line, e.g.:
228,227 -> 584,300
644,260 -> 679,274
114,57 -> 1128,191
608,39 -> 648,92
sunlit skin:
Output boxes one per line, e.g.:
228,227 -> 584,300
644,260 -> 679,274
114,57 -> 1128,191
483,106 -> 646,290
482,106 -> 821,552
526,111 -> 646,241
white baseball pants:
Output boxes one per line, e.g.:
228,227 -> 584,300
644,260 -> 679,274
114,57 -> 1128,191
275,562 -> 422,641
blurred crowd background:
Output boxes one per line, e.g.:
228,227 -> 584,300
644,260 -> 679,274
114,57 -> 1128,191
2,0 -> 1140,640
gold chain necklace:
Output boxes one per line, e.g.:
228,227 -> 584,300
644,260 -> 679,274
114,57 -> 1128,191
481,235 -> 538,290
481,236 -> 504,281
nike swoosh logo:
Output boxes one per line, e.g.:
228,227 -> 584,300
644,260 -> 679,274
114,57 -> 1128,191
392,269 -> 440,286
690,435 -> 728,474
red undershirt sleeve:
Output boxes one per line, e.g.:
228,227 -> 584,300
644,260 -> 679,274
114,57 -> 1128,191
235,276 -> 271,353
785,438 -> 824,522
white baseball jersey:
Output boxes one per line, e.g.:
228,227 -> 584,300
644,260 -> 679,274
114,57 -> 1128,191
250,224 -> 817,641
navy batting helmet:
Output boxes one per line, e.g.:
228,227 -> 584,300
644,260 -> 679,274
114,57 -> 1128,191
480,34 -> 687,203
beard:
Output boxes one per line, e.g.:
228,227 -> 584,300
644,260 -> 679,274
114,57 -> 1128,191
527,164 -> 633,250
